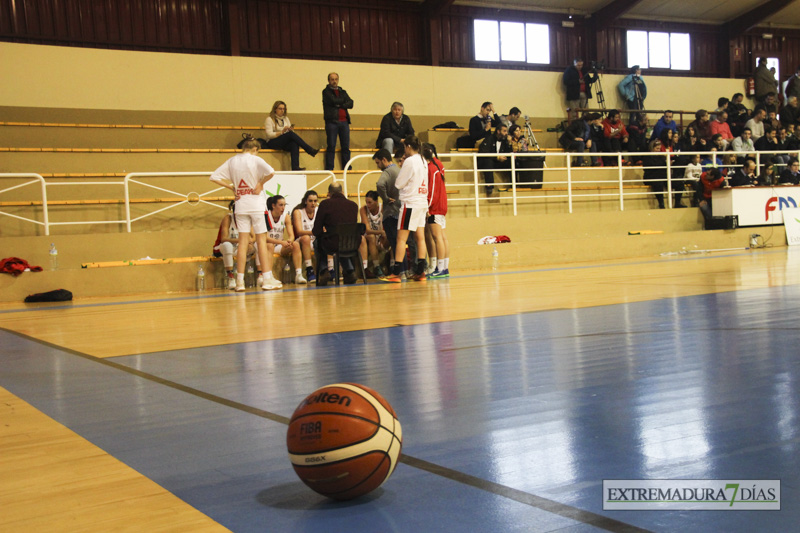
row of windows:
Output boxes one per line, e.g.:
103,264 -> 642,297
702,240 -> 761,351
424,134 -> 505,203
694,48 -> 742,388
473,20 -> 692,72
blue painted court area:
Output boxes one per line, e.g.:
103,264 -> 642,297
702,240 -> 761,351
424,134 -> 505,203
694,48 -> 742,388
2,285 -> 799,532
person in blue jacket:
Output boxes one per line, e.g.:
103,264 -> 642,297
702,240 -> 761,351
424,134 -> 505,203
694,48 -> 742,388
619,65 -> 647,111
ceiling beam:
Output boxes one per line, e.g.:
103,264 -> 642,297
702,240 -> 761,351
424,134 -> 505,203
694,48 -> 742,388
591,0 -> 646,28
726,0 -> 797,36
421,0 -> 456,16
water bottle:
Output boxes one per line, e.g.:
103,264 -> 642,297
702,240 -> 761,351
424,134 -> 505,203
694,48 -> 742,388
196,266 -> 205,291
245,262 -> 255,288
282,262 -> 292,284
491,246 -> 499,271
49,243 -> 58,270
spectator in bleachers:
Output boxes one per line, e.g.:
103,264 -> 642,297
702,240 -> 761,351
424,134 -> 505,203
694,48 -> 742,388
589,113 -> 605,165
264,100 -> 319,172
780,96 -> 800,128
499,107 -> 522,129
685,153 -> 703,182
766,110 -> 781,133
618,66 -> 647,111
373,149 -> 403,276
731,128 -> 756,163
376,102 -> 414,154
755,93 -> 779,116
651,110 -> 678,141
687,110 -> 712,143
642,138 -> 670,209
602,110 -> 629,165
729,159 -> 757,187
785,123 -> 800,150
754,57 -> 778,104
322,72 -> 354,171
773,127 -> 791,167
745,109 -> 766,141
711,97 -> 729,120
509,124 -> 528,153
563,58 -> 598,121
456,102 -> 499,149
677,125 -> 704,152
358,190 -> 386,279
757,158 -> 777,186
312,183 -> 359,286
727,92 -> 750,137
779,158 -> 800,184
292,190 -> 320,283
659,128 -> 676,152
710,110 -> 734,148
785,67 -> 800,101
559,115 -> 590,166
627,113 -> 649,159
478,123 -> 512,195
754,127 -> 778,152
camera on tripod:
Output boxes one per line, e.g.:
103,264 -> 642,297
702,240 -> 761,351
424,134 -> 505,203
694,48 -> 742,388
590,59 -> 606,73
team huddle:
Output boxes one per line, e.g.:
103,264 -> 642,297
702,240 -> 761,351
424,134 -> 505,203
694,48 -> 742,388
210,134 -> 449,290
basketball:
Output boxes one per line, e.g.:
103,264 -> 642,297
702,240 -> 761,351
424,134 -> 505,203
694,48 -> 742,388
286,383 -> 403,500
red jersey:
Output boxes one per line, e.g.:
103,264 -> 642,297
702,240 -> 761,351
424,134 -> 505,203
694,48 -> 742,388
427,157 -> 448,216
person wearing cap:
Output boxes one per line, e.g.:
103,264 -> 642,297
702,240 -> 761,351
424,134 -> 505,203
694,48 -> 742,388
618,65 -> 647,111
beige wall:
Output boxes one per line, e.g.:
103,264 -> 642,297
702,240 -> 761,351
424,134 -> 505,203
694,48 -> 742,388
2,42 -> 747,120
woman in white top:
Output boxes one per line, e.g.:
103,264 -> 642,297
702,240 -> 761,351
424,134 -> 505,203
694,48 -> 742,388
209,136 -> 281,291
359,190 -> 386,278
291,190 -> 319,282
265,100 -> 319,171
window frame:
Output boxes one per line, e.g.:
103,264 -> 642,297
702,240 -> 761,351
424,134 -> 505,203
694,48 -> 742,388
473,18 -> 551,66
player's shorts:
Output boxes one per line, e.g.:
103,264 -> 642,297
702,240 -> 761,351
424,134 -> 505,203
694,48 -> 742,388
273,244 -> 283,255
398,205 -> 427,232
235,213 -> 267,234
426,214 -> 446,228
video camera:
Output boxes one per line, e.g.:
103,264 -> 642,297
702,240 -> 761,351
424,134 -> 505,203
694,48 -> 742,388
590,59 -> 606,72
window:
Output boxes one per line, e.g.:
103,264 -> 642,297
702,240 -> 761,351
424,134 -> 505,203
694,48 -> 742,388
474,19 -> 550,64
626,31 -> 690,71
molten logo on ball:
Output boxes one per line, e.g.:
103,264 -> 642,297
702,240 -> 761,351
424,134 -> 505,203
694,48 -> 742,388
287,383 -> 402,500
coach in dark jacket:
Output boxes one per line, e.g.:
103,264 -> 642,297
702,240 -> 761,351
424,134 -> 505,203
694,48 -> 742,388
376,102 -> 414,153
563,58 -> 598,119
313,183 -> 360,285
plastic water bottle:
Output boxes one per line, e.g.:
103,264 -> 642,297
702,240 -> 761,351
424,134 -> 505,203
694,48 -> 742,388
49,243 -> 58,270
196,266 -> 205,291
282,262 -> 292,284
245,263 -> 255,287
491,246 -> 499,271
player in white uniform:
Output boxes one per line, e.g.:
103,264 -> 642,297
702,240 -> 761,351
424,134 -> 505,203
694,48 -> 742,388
381,135 -> 428,282
209,136 -> 280,291
265,195 -> 307,284
212,201 -> 256,289
358,190 -> 386,278
291,190 -> 319,282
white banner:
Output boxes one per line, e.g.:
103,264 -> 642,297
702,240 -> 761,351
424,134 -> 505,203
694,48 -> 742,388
264,173 -> 308,210
713,186 -> 800,226
603,479 -> 780,511
783,207 -> 800,246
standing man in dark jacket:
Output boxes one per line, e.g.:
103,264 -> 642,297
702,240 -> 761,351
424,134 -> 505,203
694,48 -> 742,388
563,58 -> 598,121
376,102 -> 415,153
322,72 -> 354,171
312,183 -> 360,285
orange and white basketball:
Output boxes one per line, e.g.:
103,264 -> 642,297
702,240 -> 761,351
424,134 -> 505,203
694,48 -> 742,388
286,383 -> 402,500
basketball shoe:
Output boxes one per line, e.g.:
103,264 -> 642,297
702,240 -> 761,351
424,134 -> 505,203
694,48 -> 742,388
295,271 -> 307,284
235,279 -> 246,292
262,277 -> 282,290
227,276 -> 237,290
380,273 -> 402,283
430,269 -> 449,279
306,266 -> 316,282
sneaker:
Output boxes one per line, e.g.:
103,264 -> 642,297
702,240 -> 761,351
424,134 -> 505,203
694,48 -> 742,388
295,272 -> 307,284
411,272 -> 427,281
261,277 -> 282,290
227,276 -> 236,290
374,265 -> 385,278
426,263 -> 436,276
306,267 -> 316,283
430,269 -> 449,278
256,274 -> 263,287
235,280 -> 246,292
380,274 -> 402,283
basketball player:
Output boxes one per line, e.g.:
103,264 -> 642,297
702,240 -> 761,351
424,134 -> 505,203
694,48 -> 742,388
265,195 -> 307,284
381,135 -> 428,282
359,190 -> 386,278
423,143 -> 450,278
212,200 -> 256,289
291,190 -> 319,282
209,136 -> 280,291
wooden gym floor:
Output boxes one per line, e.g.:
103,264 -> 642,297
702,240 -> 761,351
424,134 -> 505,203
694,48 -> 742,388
1,248 -> 799,532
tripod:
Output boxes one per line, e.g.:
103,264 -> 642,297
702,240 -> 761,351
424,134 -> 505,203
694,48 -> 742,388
523,115 -> 540,151
594,71 -> 607,114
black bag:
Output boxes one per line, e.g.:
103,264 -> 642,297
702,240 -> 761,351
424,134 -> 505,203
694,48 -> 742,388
516,153 -> 546,189
455,134 -> 477,149
705,215 -> 738,230
25,289 -> 73,302
236,133 -> 268,149
433,121 -> 460,130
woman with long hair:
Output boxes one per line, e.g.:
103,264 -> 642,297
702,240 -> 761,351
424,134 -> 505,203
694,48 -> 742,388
264,100 -> 319,171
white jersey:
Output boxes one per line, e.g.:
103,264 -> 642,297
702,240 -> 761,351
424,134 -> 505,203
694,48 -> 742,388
210,152 -> 274,214
366,207 -> 382,231
299,206 -> 317,242
395,153 -> 428,208
266,211 -> 285,241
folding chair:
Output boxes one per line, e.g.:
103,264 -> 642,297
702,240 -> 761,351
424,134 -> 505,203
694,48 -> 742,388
331,223 -> 367,285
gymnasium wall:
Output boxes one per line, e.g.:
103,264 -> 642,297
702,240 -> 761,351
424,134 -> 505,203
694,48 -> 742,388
1,42 -> 746,122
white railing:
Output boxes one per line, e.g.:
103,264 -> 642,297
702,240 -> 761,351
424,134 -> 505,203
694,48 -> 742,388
344,149 -> 799,217
0,170 -> 335,235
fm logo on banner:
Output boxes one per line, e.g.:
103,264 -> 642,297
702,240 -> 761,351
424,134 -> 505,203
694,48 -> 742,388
783,207 -> 800,246
765,195 -> 798,221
